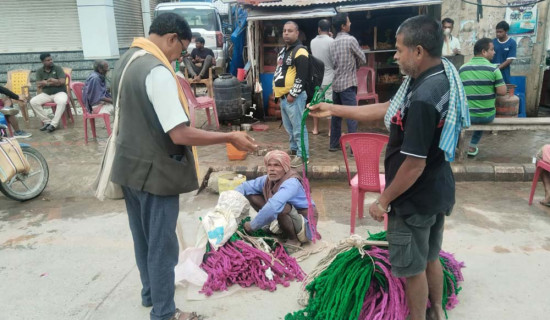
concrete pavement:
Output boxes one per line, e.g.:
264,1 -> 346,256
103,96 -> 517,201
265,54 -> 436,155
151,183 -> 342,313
2,104 -> 550,319
2,181 -> 550,319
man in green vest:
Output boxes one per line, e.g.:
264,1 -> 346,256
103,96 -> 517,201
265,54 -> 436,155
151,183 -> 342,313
459,38 -> 507,157
110,13 -> 257,320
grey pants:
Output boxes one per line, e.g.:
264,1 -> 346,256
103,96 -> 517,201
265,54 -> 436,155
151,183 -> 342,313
122,186 -> 180,320
183,55 -> 214,78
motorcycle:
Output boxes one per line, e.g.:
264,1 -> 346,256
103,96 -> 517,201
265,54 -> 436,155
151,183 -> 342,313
0,124 -> 49,201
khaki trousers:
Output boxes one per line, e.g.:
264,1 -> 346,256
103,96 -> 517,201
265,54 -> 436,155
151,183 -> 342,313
30,92 -> 68,128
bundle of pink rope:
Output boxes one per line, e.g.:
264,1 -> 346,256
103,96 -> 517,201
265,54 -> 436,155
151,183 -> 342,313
200,240 -> 305,296
359,246 -> 408,320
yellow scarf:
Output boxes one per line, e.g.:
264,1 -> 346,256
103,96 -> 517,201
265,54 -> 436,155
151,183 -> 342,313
130,37 -> 200,181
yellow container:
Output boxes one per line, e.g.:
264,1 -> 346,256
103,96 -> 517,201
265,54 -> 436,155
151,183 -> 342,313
218,173 -> 246,193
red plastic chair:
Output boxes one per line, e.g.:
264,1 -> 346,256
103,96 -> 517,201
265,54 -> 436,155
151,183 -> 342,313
177,76 -> 219,129
341,133 -> 389,234
356,66 -> 379,105
42,73 -> 75,128
70,82 -> 112,143
529,160 -> 550,205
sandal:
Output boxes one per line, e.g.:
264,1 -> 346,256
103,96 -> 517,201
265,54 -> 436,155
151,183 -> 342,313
467,146 -> 479,157
172,309 -> 204,320
539,200 -> 550,207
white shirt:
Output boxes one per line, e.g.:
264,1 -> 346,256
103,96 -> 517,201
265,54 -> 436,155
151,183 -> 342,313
310,34 -> 335,86
442,35 -> 461,57
145,66 -> 189,133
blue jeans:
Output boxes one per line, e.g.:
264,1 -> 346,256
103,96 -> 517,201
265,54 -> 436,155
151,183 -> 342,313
330,86 -> 358,149
122,186 -> 180,320
470,115 -> 495,147
281,91 -> 309,158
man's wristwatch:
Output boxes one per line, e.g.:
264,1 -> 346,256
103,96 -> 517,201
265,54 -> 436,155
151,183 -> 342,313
375,199 -> 391,213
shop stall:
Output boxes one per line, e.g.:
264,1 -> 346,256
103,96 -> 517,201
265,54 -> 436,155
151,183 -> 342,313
243,0 -> 442,113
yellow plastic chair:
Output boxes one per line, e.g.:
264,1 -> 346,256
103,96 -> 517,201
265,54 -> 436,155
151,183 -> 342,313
4,69 -> 31,121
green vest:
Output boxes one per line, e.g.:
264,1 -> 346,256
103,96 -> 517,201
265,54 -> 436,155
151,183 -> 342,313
110,48 -> 198,196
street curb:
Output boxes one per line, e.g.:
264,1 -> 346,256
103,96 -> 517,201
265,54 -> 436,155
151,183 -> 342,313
200,162 -> 537,182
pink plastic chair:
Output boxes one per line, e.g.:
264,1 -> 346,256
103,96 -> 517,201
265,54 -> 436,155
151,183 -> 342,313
340,133 -> 389,234
529,160 -> 550,205
356,66 -> 379,105
42,73 -> 75,128
177,76 -> 219,129
70,82 -> 112,143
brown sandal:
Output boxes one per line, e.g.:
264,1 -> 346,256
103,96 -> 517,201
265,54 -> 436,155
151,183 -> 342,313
172,309 -> 204,320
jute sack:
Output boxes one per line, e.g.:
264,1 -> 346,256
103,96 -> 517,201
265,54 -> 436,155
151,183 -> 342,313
93,50 -> 147,200
0,138 -> 30,183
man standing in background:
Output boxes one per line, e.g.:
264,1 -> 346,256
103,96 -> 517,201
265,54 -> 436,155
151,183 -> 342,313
441,18 -> 461,57
273,21 -> 310,168
492,21 -> 516,84
310,18 -> 334,136
329,12 -> 365,152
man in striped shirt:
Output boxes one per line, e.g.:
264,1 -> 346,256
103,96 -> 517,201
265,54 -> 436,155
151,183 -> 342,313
459,38 -> 506,157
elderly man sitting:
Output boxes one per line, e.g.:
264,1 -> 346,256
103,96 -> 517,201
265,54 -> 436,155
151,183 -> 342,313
82,60 -> 113,117
236,150 -> 318,247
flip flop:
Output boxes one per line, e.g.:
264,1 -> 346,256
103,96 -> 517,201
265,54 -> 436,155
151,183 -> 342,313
539,200 -> 550,207
467,146 -> 479,157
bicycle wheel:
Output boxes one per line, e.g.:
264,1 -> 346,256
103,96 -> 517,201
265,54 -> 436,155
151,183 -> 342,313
0,146 -> 49,201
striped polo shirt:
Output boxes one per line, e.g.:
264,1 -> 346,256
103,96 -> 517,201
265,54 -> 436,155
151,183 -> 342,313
459,57 -> 505,118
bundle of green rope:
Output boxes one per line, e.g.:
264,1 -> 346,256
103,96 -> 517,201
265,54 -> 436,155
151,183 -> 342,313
285,231 -> 465,320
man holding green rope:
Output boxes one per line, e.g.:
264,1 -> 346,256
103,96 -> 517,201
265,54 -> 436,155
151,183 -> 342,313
309,15 -> 469,320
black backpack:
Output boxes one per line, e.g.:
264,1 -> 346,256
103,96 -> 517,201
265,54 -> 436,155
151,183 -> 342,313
292,45 -> 325,104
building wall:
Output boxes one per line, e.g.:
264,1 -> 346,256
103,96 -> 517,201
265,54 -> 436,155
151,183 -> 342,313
0,0 -> 161,93
0,0 -> 82,54
442,0 -> 550,115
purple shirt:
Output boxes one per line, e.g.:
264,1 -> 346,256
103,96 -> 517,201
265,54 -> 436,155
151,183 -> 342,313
82,71 -> 111,113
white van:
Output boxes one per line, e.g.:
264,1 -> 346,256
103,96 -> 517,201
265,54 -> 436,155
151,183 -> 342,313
154,2 -> 227,68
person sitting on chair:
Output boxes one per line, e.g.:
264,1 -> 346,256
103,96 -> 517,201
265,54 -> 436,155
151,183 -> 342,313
182,37 -> 214,81
0,85 -> 31,138
82,60 -> 114,118
29,53 -> 68,133
236,150 -> 318,247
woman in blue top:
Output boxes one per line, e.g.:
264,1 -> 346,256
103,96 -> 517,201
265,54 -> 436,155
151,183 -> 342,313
237,150 -> 317,247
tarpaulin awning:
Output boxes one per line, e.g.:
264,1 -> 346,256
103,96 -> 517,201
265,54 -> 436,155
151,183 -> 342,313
247,7 -> 337,21
336,0 -> 442,12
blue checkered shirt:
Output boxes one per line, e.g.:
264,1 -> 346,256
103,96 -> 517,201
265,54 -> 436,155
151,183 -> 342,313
329,32 -> 366,92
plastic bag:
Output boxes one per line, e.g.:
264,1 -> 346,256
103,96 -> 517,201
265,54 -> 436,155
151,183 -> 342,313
201,190 -> 250,250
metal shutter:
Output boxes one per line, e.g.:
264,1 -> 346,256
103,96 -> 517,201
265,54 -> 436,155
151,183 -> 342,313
114,0 -> 145,48
0,0 -> 82,54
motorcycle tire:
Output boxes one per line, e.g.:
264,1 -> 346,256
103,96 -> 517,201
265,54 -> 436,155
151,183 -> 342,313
0,146 -> 49,201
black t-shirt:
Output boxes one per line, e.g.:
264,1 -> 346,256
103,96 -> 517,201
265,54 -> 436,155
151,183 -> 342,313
385,64 -> 455,217
191,47 -> 215,60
